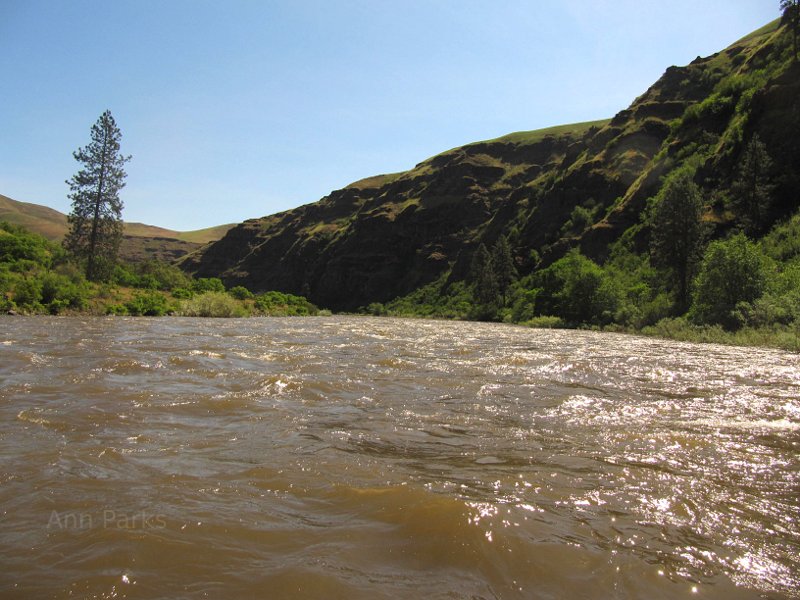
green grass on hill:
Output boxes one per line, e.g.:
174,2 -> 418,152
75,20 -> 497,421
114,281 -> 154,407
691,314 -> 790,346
1,193 -> 233,246
732,18 -> 780,45
0,194 -> 68,241
345,173 -> 404,190
123,222 -> 234,244
479,119 -> 612,145
175,224 -> 236,244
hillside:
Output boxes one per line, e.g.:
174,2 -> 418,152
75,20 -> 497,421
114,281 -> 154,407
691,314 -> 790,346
184,18 -> 797,312
0,194 -> 67,241
121,221 -> 234,244
0,193 -> 234,261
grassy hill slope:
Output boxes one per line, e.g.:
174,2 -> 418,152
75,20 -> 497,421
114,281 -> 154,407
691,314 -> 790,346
0,194 -> 68,241
183,18 -> 797,314
0,193 -> 234,261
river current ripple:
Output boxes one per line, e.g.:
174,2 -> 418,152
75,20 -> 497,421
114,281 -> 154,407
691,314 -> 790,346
1,316 -> 799,599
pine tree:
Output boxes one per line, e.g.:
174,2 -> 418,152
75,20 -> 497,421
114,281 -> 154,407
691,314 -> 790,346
732,134 -> 775,235
649,170 -> 706,312
491,235 -> 517,304
470,244 -> 498,305
64,110 -> 131,281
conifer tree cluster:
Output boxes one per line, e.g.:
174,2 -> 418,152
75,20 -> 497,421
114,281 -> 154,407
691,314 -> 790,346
469,235 -> 518,319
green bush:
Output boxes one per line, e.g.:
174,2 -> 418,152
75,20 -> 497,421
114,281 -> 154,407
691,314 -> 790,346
364,302 -> 387,316
137,274 -> 160,290
136,261 -> 193,291
521,315 -> 565,328
740,292 -> 800,327
112,264 -> 141,287
561,204 -> 599,235
534,250 -> 619,326
12,277 -> 43,310
761,211 -> 800,262
105,303 -> 129,316
254,291 -> 317,316
737,261 -> 800,327
180,291 -> 246,318
510,288 -> 539,323
682,93 -> 735,126
191,277 -> 226,294
385,278 -> 472,320
228,285 -> 254,300
40,272 -> 88,314
0,265 -> 16,293
692,233 -> 772,329
112,261 -> 193,291
0,222 -> 53,266
125,291 -> 171,316
0,291 -> 13,312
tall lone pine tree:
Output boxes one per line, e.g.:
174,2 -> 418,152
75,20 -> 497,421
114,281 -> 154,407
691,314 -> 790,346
64,110 -> 131,281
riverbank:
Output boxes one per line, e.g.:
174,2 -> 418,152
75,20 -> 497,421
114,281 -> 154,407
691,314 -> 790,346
5,221 -> 799,351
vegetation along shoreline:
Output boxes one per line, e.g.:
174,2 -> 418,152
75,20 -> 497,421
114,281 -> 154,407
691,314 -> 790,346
2,10 -> 800,353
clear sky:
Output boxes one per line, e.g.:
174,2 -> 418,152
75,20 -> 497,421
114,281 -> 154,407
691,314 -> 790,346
0,0 -> 779,231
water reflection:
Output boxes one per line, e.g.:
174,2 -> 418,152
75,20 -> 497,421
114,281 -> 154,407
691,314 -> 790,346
0,316 -> 798,598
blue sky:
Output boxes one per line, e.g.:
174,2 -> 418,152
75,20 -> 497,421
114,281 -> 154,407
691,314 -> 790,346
0,1 -> 779,231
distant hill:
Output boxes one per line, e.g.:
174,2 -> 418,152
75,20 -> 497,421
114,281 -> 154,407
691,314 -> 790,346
0,193 -> 234,261
0,194 -> 68,241
181,18 -> 799,311
121,221 -> 235,245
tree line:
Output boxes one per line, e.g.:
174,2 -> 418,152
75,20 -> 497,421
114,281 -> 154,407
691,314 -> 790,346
379,129 -> 799,350
0,222 -> 319,317
490,133 -> 796,333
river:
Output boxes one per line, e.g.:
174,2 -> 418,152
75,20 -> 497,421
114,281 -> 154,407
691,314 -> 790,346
1,316 -> 798,599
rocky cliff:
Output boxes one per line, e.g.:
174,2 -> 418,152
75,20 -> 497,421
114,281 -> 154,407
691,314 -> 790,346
181,19 -> 798,311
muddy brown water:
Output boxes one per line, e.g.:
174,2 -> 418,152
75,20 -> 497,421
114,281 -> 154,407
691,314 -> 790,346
1,316 -> 798,599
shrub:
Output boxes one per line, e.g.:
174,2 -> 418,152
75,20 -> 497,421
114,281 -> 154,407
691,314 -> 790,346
254,291 -> 317,316
365,302 -> 387,316
534,250 -> 619,325
692,233 -> 771,329
761,211 -> 800,262
112,264 -> 141,287
137,274 -> 160,290
738,261 -> 800,327
12,277 -> 43,310
136,261 -> 192,291
180,291 -> 246,318
561,204 -> 599,235
228,285 -> 254,300
105,304 -> 129,316
126,291 -> 171,316
0,222 -> 53,265
0,292 -> 13,312
522,315 -> 565,329
40,272 -> 88,313
510,288 -> 539,323
385,278 -> 472,320
191,277 -> 226,294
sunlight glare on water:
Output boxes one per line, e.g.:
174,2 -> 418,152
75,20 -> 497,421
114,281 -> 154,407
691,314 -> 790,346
0,316 -> 798,599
